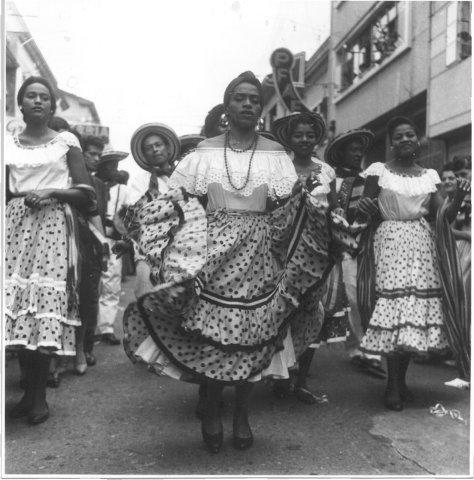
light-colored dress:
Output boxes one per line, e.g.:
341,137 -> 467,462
359,162 -> 449,355
5,131 -> 84,356
122,147 -> 334,383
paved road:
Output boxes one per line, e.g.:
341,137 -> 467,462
4,277 -> 470,476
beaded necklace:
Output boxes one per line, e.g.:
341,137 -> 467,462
227,132 -> 256,153
224,131 -> 258,191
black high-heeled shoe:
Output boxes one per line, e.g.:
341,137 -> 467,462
232,410 -> 254,450
384,390 -> 403,411
27,403 -> 50,425
9,399 -> 32,419
201,422 -> 223,453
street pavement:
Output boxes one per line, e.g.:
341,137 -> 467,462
4,276 -> 471,476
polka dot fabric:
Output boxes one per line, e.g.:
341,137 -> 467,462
5,198 -> 79,356
360,219 -> 449,355
123,189 -> 333,383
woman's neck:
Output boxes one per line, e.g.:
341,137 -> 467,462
293,153 -> 312,167
228,125 -> 256,145
393,155 -> 417,169
22,121 -> 50,138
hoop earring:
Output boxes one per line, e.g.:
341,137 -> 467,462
220,113 -> 229,129
256,118 -> 265,131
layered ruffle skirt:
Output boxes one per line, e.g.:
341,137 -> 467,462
123,188 -> 333,384
5,198 -> 80,356
360,218 -> 449,356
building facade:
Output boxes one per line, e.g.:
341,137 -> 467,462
262,1 -> 471,168
6,1 -> 107,140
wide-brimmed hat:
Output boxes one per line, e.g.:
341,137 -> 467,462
258,130 -> 277,142
97,148 -> 128,166
324,129 -> 375,166
272,112 -> 326,150
130,123 -> 180,171
179,134 -> 205,152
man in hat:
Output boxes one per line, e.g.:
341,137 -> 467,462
96,148 -> 129,345
324,129 -> 385,378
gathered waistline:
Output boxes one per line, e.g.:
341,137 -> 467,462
380,217 -> 426,223
208,208 -> 268,217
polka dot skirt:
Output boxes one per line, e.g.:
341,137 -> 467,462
5,198 -> 79,356
123,190 -> 333,383
360,219 -> 449,356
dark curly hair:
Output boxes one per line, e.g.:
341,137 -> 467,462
202,104 -> 225,138
17,76 -> 57,114
386,116 -> 418,143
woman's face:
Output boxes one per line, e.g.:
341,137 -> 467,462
21,83 -> 52,123
226,82 -> 262,130
455,167 -> 471,182
290,123 -> 317,157
441,170 -> 457,194
391,124 -> 419,159
341,139 -> 364,170
142,134 -> 170,168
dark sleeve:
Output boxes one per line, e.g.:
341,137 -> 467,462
362,175 -> 381,199
66,146 -> 97,214
5,165 -> 12,204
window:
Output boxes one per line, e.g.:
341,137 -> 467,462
312,97 -> 328,123
337,2 -> 406,92
446,1 -> 472,65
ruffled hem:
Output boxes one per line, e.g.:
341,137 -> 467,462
361,162 -> 440,196
5,341 -> 76,356
360,324 -> 450,355
123,188 -> 333,383
6,273 -> 66,291
4,308 -> 81,327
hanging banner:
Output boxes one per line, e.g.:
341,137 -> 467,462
269,47 -> 310,113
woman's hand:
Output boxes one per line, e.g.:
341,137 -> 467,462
291,179 -> 304,196
305,171 -> 321,191
24,189 -> 55,209
357,197 -> 379,219
332,207 -> 346,218
112,239 -> 132,259
455,178 -> 471,198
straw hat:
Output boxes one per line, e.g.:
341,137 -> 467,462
130,123 -> 180,171
97,148 -> 128,166
324,129 -> 374,167
272,112 -> 326,150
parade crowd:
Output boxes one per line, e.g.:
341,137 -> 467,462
5,73 -> 471,454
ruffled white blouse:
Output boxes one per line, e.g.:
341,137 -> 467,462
6,131 -> 81,194
168,148 -> 298,213
361,162 -> 440,221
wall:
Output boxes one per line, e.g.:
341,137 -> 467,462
428,1 -> 471,138
332,1 -> 431,133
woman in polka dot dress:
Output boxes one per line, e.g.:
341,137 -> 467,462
270,111 -> 346,404
358,117 -> 470,411
122,72 -> 335,453
5,77 -> 96,425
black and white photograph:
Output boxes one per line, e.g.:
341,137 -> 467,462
2,0 -> 472,477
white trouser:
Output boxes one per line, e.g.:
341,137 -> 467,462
341,255 -> 380,361
97,240 -> 123,334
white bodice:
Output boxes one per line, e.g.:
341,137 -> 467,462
361,162 -> 440,221
6,131 -> 81,194
168,148 -> 298,203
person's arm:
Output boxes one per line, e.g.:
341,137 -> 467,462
328,179 -> 341,213
452,228 -> 471,242
5,165 -> 12,204
24,146 -> 95,209
355,175 -> 380,222
431,178 -> 471,224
